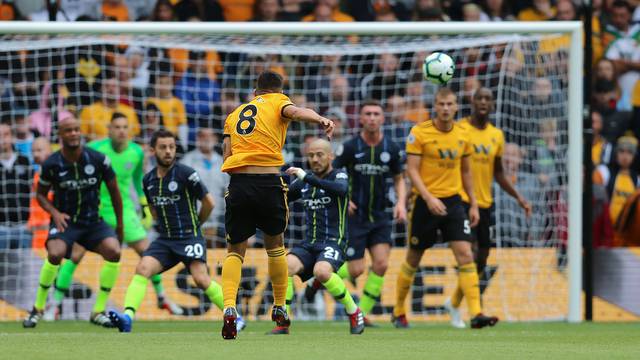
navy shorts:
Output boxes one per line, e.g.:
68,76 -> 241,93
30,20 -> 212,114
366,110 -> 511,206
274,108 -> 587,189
46,220 -> 116,258
409,195 -> 471,249
345,216 -> 392,261
289,242 -> 345,282
463,203 -> 494,248
143,236 -> 207,272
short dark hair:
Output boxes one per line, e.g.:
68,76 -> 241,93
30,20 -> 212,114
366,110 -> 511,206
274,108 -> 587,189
256,71 -> 284,93
150,129 -> 177,148
359,99 -> 383,112
612,0 -> 632,13
110,112 -> 127,123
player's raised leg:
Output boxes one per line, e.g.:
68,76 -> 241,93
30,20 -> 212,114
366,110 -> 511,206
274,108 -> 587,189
109,255 -> 162,333
315,261 -> 364,334
23,239 -> 66,328
129,238 -> 183,315
44,243 -> 86,321
90,234 -> 122,328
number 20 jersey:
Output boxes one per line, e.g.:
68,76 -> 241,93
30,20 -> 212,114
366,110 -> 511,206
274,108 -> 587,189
221,93 -> 294,172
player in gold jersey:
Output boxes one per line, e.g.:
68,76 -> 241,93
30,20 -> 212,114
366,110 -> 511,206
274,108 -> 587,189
220,71 -> 334,339
445,88 -> 531,328
392,88 -> 498,329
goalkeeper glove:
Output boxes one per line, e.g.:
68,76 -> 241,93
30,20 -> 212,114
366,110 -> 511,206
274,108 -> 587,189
140,196 -> 153,230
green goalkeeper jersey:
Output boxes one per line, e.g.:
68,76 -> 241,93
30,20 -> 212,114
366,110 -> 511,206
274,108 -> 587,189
88,138 -> 145,213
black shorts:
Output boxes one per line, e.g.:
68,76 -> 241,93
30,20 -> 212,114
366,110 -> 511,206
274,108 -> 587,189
289,242 -> 345,282
408,194 -> 471,249
143,236 -> 207,272
225,174 -> 289,244
46,220 -> 116,258
346,216 -> 392,260
463,203 -> 494,248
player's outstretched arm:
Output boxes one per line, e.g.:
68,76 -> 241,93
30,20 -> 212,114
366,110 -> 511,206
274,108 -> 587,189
493,157 -> 532,218
198,193 -> 215,225
105,178 -> 124,242
282,105 -> 335,139
36,181 -> 69,232
461,156 -> 480,227
286,167 -> 348,197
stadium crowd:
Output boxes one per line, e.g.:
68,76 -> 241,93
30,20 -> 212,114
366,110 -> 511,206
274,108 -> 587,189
1,0 -> 640,257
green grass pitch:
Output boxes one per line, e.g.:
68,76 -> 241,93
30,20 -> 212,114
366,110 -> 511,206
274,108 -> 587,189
1,321 -> 638,360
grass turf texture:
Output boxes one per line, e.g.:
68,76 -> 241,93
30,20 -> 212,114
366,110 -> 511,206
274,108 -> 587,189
1,321 -> 638,360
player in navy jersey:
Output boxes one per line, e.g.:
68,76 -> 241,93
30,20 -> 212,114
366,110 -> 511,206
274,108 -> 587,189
328,100 -> 407,324
280,139 -> 364,335
108,130 -> 241,332
23,115 -> 123,328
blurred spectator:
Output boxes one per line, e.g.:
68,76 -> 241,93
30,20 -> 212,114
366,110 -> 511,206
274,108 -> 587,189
28,80 -> 73,139
604,0 -> 640,109
461,76 -> 481,117
251,0 -> 281,21
592,110 -> 613,167
0,0 -> 23,20
592,170 -> 614,248
405,75 -> 429,123
462,3 -> 483,21
383,94 -> 413,149
413,0 -> 448,21
146,73 -> 188,144
114,54 -> 143,114
30,0 -> 101,21
594,79 -> 630,142
150,0 -> 176,21
360,53 -> 409,100
102,0 -> 129,21
498,142 -> 543,245
174,50 -> 221,148
0,122 -> 33,249
124,0 -> 155,20
181,127 -> 228,247
324,74 -> 357,128
347,0 -> 411,21
27,137 -> 52,249
480,0 -> 514,21
595,135 -> 640,245
79,75 -> 140,141
324,107 -> 347,152
211,89 -> 241,134
173,0 -> 202,21
13,111 -> 36,163
126,46 -> 150,92
216,0 -> 256,21
303,0 -> 353,21
278,0 -> 313,21
595,58 -> 616,83
547,0 -> 603,66
140,101 -> 162,143
517,0 -> 555,21
614,187 -> 640,246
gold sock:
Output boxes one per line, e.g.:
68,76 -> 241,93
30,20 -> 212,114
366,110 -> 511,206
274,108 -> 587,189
459,262 -> 481,317
393,262 -> 416,317
267,246 -> 288,307
221,252 -> 243,309
451,284 -> 464,308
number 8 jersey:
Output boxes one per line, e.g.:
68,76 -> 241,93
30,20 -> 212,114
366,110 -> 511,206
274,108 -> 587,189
221,93 -> 294,172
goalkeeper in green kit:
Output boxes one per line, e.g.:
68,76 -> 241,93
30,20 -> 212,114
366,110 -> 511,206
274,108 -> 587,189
44,113 -> 182,323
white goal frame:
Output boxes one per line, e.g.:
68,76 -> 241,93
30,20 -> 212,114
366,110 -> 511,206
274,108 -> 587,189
0,20 -> 584,323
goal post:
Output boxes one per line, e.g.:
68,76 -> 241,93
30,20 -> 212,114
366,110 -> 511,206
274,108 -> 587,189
0,21 -> 583,323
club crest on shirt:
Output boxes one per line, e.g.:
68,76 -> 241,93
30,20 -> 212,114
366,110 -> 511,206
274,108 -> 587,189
84,164 -> 95,175
380,151 -> 390,163
407,134 -> 416,144
168,181 -> 178,192
125,162 -> 133,170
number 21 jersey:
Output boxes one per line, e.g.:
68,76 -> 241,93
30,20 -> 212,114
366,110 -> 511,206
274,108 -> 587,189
221,93 -> 294,172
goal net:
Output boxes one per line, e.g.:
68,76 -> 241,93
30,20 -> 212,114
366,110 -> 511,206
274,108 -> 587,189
0,25 -> 579,322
